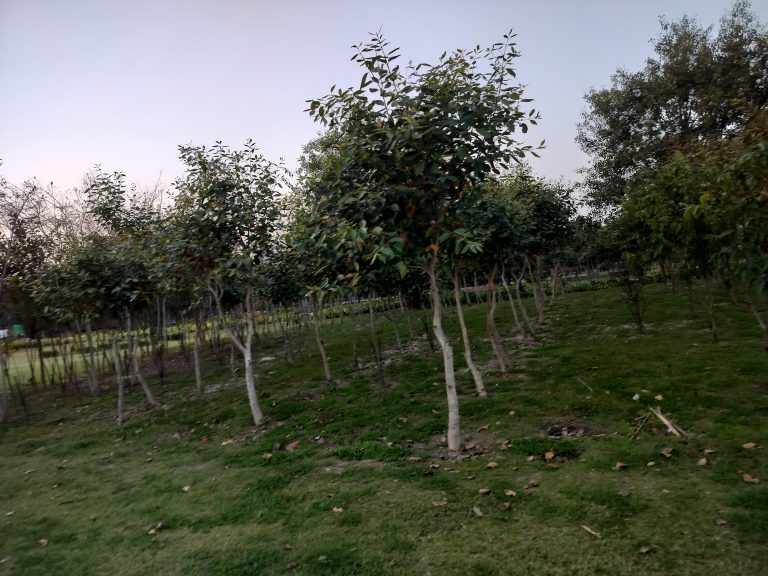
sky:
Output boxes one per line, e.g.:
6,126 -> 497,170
1,0 -> 765,194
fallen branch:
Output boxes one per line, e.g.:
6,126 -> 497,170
581,525 -> 601,539
630,413 -> 650,440
650,406 -> 687,437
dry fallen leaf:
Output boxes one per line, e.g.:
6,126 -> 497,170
332,507 -> 344,513
715,519 -> 728,525
660,447 -> 673,458
741,473 -> 760,484
486,462 -> 499,469
478,488 -> 492,495
472,506 -> 484,518
38,539 -> 48,547
501,501 -> 511,510
526,455 -> 535,462
646,461 -> 656,467
544,451 -> 555,461
614,461 -> 629,470
182,485 -> 191,492
638,546 -> 652,555
697,458 -> 708,466
287,562 -> 299,570
508,410 -> 516,416
742,442 -> 758,449
499,441 -> 510,451
504,489 -> 517,497
428,462 -> 440,470
477,423 -> 490,431
285,441 -> 300,452
431,500 -> 448,507
704,448 -> 716,454
220,439 -> 235,446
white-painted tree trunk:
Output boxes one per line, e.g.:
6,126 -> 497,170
111,337 -> 125,426
452,270 -> 486,397
213,285 -> 264,425
428,254 -> 460,453
486,264 -> 509,375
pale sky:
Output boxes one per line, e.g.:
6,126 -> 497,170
1,0 -> 764,193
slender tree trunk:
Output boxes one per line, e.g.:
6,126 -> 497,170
84,319 -> 100,395
428,253 -> 460,453
453,269 -> 486,397
193,312 -> 204,393
213,285 -> 264,424
368,294 -> 386,383
744,296 -> 768,352
126,312 -> 159,407
500,265 -> 525,337
310,293 -> 333,383
513,273 -> 536,337
111,336 -> 125,427
486,263 -> 509,375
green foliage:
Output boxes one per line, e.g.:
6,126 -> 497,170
578,1 -> 768,211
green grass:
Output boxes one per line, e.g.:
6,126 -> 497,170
1,283 -> 766,575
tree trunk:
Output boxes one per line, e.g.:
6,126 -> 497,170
213,284 -> 264,424
500,265 -> 525,337
193,312 -> 204,393
111,336 -> 125,427
744,295 -> 768,352
126,313 -> 159,407
310,293 -> 333,383
84,319 -> 100,395
368,294 -> 386,384
428,253 -> 460,453
486,263 -> 509,375
453,269 -> 486,397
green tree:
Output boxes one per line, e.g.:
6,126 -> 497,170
577,1 -> 768,212
173,140 -> 282,425
308,31 -> 540,452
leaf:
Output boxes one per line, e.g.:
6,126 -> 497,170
486,462 -> 499,469
504,489 -> 517,497
704,448 -> 716,454
478,488 -> 492,495
182,485 -> 192,492
638,546 -> 652,554
431,500 -> 447,506
38,539 -> 49,547
286,441 -> 300,452
646,461 -> 656,467
544,451 -> 555,461
472,506 -> 484,518
332,507 -> 344,513
476,423 -> 489,431
654,394 -> 664,401
741,473 -> 760,484
614,461 -> 629,470
526,455 -> 535,462
742,442 -> 758,449
697,458 -> 708,466
660,447 -> 673,458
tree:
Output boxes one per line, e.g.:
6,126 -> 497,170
173,140 -> 282,425
308,31 -> 540,452
577,1 -> 768,212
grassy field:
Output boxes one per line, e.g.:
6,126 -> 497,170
0,284 -> 766,575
